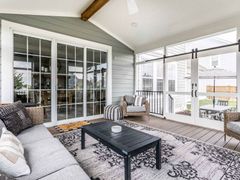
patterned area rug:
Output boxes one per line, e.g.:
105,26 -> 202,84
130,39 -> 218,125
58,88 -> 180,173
55,121 -> 240,180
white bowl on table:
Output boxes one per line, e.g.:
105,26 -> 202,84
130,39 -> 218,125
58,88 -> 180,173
111,125 -> 122,133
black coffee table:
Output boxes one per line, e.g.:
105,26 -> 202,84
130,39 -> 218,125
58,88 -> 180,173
81,121 -> 161,180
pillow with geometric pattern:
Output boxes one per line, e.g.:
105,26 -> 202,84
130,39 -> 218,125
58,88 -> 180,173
0,101 -> 33,135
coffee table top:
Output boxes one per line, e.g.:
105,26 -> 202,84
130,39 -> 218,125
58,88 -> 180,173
82,121 -> 160,155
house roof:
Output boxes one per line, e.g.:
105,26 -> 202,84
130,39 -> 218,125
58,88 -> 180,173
0,0 -> 240,52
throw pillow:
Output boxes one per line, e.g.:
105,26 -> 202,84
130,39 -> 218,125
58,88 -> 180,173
0,120 -> 6,137
125,95 -> 135,105
14,101 -> 33,129
0,128 -> 30,178
134,96 -> 146,106
0,102 -> 33,135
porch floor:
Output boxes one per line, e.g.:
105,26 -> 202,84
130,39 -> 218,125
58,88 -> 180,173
124,116 -> 240,152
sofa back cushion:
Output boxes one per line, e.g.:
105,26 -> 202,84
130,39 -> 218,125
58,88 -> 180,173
0,102 -> 33,135
124,95 -> 135,105
0,127 -> 30,178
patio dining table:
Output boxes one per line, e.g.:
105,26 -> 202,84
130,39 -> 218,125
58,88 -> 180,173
199,105 -> 232,121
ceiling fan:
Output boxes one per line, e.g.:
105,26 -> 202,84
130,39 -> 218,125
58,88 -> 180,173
127,0 -> 139,15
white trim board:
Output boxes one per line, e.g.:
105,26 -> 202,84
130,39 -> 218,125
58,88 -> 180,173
1,20 -> 112,125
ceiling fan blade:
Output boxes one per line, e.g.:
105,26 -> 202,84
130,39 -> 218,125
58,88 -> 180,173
127,0 -> 138,15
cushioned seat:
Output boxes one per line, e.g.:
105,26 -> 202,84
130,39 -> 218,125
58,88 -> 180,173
227,121 -> 240,134
17,125 -> 52,145
39,165 -> 90,180
127,106 -> 146,113
17,138 -> 78,180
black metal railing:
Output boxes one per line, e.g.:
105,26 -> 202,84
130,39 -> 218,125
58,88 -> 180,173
136,90 -> 163,115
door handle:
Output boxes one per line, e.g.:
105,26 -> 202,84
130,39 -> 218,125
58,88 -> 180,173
194,83 -> 198,97
195,90 -> 198,97
191,83 -> 194,97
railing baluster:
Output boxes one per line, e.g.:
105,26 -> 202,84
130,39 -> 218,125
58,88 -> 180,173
136,90 -> 163,115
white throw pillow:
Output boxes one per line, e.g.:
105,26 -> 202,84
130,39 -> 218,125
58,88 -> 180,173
134,96 -> 143,106
0,127 -> 30,177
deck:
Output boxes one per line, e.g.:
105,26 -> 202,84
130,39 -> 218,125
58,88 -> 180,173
124,116 -> 240,152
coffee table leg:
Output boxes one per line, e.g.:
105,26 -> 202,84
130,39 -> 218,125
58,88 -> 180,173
156,140 -> 161,170
81,129 -> 85,149
124,155 -> 131,180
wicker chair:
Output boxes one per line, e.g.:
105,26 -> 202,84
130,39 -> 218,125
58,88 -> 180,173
120,96 -> 150,120
224,112 -> 240,141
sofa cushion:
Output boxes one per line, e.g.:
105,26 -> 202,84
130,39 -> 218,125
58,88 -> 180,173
125,95 -> 135,105
17,138 -> 78,180
227,121 -> 240,134
39,165 -> 90,180
127,106 -> 146,113
0,102 -> 33,135
17,125 -> 52,145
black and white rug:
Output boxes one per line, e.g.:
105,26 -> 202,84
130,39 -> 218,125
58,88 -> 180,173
55,121 -> 240,180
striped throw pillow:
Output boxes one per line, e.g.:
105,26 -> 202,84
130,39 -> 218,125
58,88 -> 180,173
134,96 -> 144,106
0,127 -> 30,177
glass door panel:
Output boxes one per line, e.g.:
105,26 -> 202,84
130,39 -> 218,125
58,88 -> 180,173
86,49 -> 107,115
197,52 -> 237,122
57,43 -> 84,121
13,34 -> 52,122
165,58 -> 193,121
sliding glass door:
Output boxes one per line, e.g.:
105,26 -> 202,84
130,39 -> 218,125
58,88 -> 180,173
86,49 -> 107,116
13,34 -> 52,122
12,33 -> 109,123
56,46 -> 107,121
164,50 -> 238,129
196,51 -> 238,128
56,43 -> 84,121
165,58 -> 194,122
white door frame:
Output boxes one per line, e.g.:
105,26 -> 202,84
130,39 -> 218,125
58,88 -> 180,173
135,29 -> 240,131
1,20 -> 112,126
164,48 -> 239,131
164,57 -> 195,124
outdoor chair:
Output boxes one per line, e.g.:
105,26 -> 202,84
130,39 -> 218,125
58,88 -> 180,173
224,112 -> 240,141
120,95 -> 150,120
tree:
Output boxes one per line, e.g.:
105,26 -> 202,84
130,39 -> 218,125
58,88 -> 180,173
14,72 -> 26,89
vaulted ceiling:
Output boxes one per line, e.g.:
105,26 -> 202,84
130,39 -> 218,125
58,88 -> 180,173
0,0 -> 240,52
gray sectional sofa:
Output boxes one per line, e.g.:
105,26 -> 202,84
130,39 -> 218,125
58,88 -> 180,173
16,124 -> 90,180
1,106 -> 90,180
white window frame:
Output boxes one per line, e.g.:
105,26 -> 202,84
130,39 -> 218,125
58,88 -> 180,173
1,20 -> 112,126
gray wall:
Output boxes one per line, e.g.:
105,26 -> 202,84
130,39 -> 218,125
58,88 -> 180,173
0,14 -> 135,104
